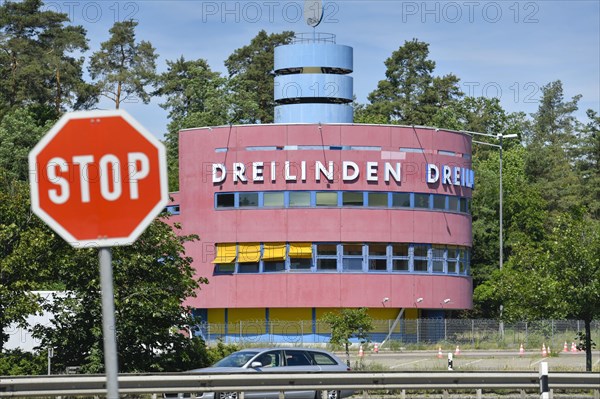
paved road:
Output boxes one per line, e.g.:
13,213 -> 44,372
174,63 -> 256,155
349,349 -> 600,372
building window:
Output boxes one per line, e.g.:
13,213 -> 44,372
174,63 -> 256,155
316,192 -> 338,207
264,192 -> 284,207
448,196 -> 459,212
433,195 -> 446,210
414,193 -> 430,209
342,243 -> 363,271
215,263 -> 235,274
459,248 -> 468,274
213,190 -> 472,215
343,192 -> 363,206
290,258 -> 312,271
263,243 -> 286,272
263,261 -> 285,272
447,246 -> 459,274
391,243 -> 409,271
289,191 -> 311,207
368,192 -> 388,207
368,243 -> 387,271
316,244 -> 337,271
438,150 -> 456,156
413,244 -> 429,272
238,263 -> 259,273
400,147 -> 424,153
289,243 -> 312,271
239,192 -> 258,207
210,242 -> 472,276
216,193 -> 235,208
165,205 -> 180,215
459,197 -> 469,213
432,245 -> 445,273
392,192 -> 411,208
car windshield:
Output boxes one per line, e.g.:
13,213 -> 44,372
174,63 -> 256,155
212,351 -> 259,367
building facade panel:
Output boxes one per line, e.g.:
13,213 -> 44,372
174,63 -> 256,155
178,124 -> 473,320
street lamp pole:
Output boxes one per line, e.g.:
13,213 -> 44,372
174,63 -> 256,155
470,132 -> 518,338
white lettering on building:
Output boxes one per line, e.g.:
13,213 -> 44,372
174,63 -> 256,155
211,161 -> 474,188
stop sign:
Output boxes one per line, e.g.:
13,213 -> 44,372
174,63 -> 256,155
29,110 -> 168,247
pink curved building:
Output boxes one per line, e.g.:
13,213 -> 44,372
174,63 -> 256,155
173,123 -> 473,341
170,36 -> 473,342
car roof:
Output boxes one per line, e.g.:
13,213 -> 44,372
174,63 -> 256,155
233,348 -> 335,353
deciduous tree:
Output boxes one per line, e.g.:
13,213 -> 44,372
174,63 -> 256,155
493,212 -> 599,371
34,218 -> 209,373
322,308 -> 372,367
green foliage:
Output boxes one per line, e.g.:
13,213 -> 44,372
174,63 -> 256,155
575,109 -> 600,219
0,168 -> 66,352
0,0 -> 94,117
524,80 -> 584,216
493,213 -> 600,370
89,20 -> 157,109
206,339 -> 240,365
364,39 -> 462,125
225,30 -> 294,123
155,57 -> 230,190
0,108 -> 54,181
0,349 -> 45,375
32,218 -> 209,373
322,308 -> 373,365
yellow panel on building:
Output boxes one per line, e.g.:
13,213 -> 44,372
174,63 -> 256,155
270,308 -> 312,336
228,308 -> 266,335
208,308 -> 226,324
270,308 -> 311,321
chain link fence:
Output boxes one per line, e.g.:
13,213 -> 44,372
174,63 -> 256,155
195,319 -> 600,349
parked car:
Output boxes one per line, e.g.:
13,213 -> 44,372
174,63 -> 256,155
165,347 -> 353,399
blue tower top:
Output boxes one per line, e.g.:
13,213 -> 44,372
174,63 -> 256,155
274,33 -> 354,124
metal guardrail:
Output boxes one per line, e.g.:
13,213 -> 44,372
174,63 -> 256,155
1,371 -> 599,397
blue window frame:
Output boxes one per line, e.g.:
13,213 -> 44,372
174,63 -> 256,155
212,242 -> 471,276
214,191 -> 472,215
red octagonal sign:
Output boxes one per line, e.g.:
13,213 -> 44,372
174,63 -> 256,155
29,110 -> 168,247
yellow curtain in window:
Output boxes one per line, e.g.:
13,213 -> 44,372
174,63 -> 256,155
262,243 -> 286,261
238,243 -> 261,263
289,243 -> 312,258
212,243 -> 237,264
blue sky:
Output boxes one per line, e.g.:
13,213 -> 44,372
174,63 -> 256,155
47,0 -> 600,139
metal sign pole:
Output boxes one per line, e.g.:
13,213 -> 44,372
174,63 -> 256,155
99,247 -> 119,398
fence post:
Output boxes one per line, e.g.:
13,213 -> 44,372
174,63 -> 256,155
539,362 -> 549,399
444,318 -> 447,341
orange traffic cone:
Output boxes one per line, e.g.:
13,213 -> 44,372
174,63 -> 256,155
358,345 -> 364,357
547,345 -> 552,355
437,346 -> 443,359
373,343 -> 379,354
519,343 -> 524,357
454,345 -> 461,356
571,342 -> 577,352
563,341 -> 568,352
542,343 -> 547,357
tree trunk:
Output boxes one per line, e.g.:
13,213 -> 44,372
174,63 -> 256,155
116,81 -> 122,109
345,342 -> 350,367
585,318 -> 592,372
55,67 -> 61,115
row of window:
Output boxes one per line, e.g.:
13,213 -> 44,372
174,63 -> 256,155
216,191 -> 471,214
213,242 -> 471,275
215,145 -> 471,159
